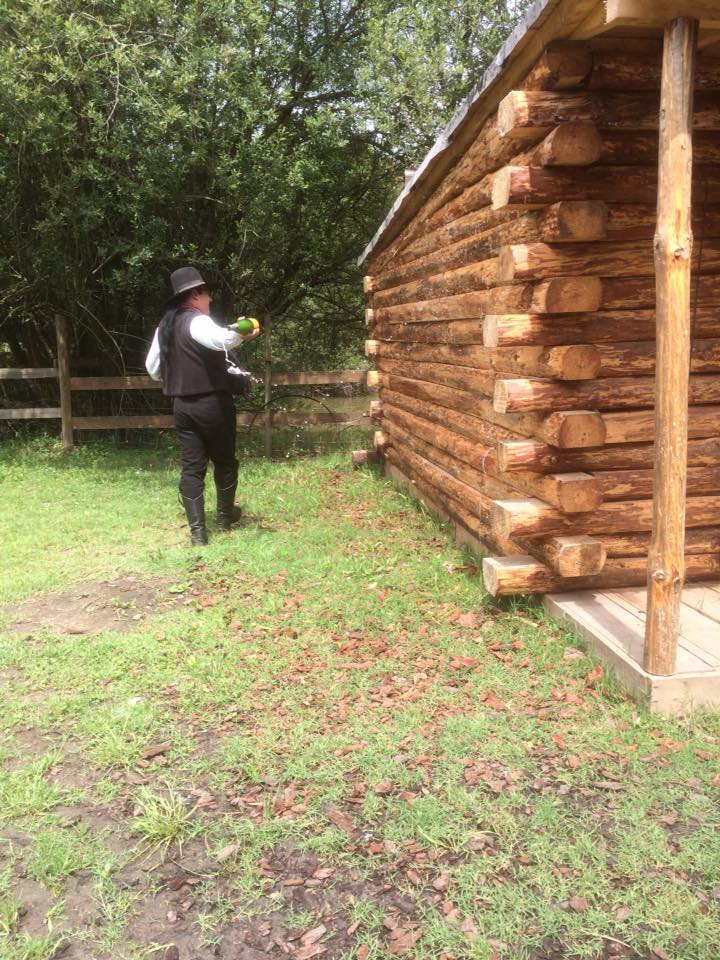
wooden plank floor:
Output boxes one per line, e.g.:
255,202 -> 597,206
545,582 -> 720,714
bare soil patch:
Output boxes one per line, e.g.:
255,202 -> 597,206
3,575 -> 189,636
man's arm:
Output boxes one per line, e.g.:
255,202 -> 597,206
145,328 -> 162,379
190,314 -> 243,351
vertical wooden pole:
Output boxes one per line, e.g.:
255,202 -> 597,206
55,314 -> 74,450
645,18 -> 698,676
263,312 -> 273,458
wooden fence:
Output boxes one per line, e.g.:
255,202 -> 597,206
1,316 -> 369,451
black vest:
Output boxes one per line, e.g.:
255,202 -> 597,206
163,309 -> 228,398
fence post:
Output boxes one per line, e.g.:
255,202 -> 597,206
55,315 -> 74,450
263,312 -> 272,458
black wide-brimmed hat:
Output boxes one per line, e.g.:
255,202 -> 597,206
168,265 -> 207,300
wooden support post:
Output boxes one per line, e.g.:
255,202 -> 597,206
645,17 -> 698,677
55,315 -> 73,450
263,312 -> 273,459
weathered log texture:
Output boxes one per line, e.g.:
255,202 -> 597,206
494,374 -> 720,414
597,465 -> 720,500
383,400 -> 602,512
370,261 -> 494,311
375,319 -> 484,345
496,239 -> 720,283
385,455 -> 522,558
386,208 -> 521,272
596,339 -> 720,375
387,424 -> 604,572
370,110 -> 551,274
482,553 -> 720,597
599,130 -> 720,165
539,201 -> 608,242
372,204 -> 609,304
646,17 -> 698,677
603,527 -> 720,558
601,272 -> 720,309
377,356 -> 496,398
603,406 -> 720,444
533,535 -> 607,577
385,439 -> 496,522
497,89 -> 720,139
483,308 -> 720,347
530,121 -> 603,166
492,164 -> 720,209
373,430 -> 390,452
372,277 -> 603,325
371,250 -> 497,300
352,450 -> 380,467
382,386 -> 517,446
519,42 -> 593,90
603,202 -> 720,240
383,419 -> 519,505
528,277 -> 603,314
491,494 -> 719,540
370,339 -> 601,379
587,50 -> 720,91
496,436 -> 720,474
379,372 -> 606,447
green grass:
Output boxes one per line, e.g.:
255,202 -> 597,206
0,435 -> 718,959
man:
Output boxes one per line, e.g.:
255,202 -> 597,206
145,265 -> 259,545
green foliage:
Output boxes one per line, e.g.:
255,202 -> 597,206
0,0 -> 529,376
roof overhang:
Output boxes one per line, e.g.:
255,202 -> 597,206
359,0 -> 720,266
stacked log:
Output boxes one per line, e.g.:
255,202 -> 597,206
362,40 -> 720,596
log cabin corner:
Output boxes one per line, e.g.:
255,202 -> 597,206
358,0 -> 720,714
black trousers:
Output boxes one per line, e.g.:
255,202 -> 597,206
173,391 -> 238,499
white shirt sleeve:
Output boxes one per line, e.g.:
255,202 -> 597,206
145,328 -> 161,379
189,314 -> 243,351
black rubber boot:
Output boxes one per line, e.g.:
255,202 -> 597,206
181,494 -> 208,545
216,483 -> 239,532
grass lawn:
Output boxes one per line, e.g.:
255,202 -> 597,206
0,436 -> 718,960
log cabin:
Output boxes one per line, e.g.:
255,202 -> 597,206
358,1 -> 720,710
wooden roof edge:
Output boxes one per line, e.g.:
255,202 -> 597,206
359,0 -> 720,267
357,0 -> 564,267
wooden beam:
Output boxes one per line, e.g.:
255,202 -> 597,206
497,89 -> 720,140
493,373 -> 720,414
605,1 -> 720,32
70,375 -> 160,391
491,494 -> 718,540
532,535 -> 607,578
482,553 -> 720,597
0,407 -> 62,420
483,308 -> 720,348
645,17 -> 698,678
71,411 -> 364,431
519,41 -> 593,91
67,371 -> 367,390
270,370 -> 368,386
496,435 -> 720,474
0,367 -> 56,380
55,315 -> 73,450
352,449 -> 380,467
531,120 -> 603,166
492,165 -> 720,210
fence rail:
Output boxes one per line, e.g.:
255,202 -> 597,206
1,316 -> 369,450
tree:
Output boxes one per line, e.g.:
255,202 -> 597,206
0,0 -> 530,377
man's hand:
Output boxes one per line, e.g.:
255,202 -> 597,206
234,316 -> 261,342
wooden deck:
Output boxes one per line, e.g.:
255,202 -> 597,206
545,583 -> 720,714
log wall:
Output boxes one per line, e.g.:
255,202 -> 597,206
362,39 -> 720,597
